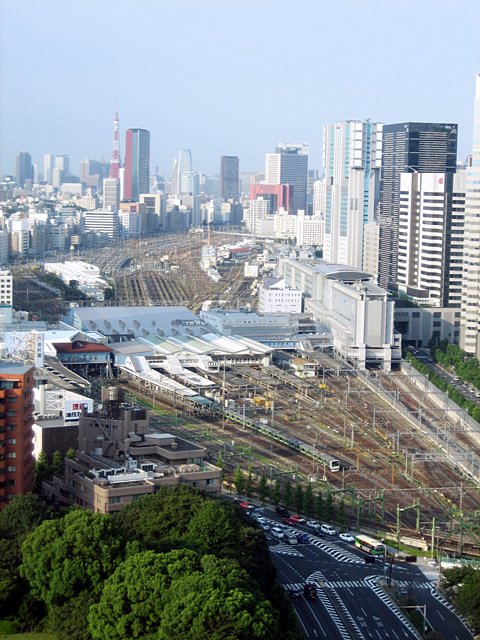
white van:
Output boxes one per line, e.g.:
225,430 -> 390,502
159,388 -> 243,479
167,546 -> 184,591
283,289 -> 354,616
271,527 -> 285,540
285,532 -> 298,545
321,524 -> 336,536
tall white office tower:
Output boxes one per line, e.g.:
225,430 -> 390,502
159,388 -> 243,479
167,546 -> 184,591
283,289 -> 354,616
265,143 -> 308,213
103,178 -> 120,211
44,154 -> 55,184
461,75 -> 480,356
322,120 -> 382,270
398,172 -> 465,307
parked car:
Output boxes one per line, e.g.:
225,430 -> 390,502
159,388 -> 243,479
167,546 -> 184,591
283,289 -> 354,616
283,517 -> 296,526
321,524 -> 336,536
260,521 -> 270,532
271,526 -> 285,540
290,515 -> 306,524
339,532 -> 354,543
239,501 -> 255,511
306,521 -> 322,534
276,506 -> 289,518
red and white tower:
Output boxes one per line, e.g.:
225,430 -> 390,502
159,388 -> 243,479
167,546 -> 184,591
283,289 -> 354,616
109,101 -> 120,179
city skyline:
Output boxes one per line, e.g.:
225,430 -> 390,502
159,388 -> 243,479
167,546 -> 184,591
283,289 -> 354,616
1,0 -> 479,177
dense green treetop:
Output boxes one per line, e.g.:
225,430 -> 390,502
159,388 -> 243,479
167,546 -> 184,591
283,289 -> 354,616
21,509 -> 128,605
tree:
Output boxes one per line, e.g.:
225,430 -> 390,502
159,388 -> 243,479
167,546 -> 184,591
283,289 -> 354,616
456,569 -> 480,628
21,509 -> 128,606
338,498 -> 347,531
245,465 -> 254,498
0,493 -> 55,540
271,479 -> 282,506
51,450 -> 64,475
33,450 -> 51,493
233,466 -> 245,497
89,548 -> 200,640
324,491 -> 334,522
283,479 -> 292,510
304,483 -> 315,518
258,473 -> 269,506
294,483 -> 304,513
316,491 -> 324,521
187,500 -> 240,557
88,551 -> 280,640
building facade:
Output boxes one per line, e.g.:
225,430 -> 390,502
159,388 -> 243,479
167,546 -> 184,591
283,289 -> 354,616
378,122 -> 458,288
461,75 -> 480,356
124,128 -> 150,201
266,143 -> 308,214
322,120 -> 383,270
0,364 -> 35,508
220,155 -> 240,200
258,277 -> 302,313
398,171 -> 465,307
16,151 -> 33,188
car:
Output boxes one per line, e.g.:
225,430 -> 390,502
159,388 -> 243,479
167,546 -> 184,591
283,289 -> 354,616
260,521 -> 270,531
339,532 -> 354,543
289,588 -> 303,599
296,533 -> 309,544
276,506 -> 289,518
306,520 -> 322,534
303,583 -> 317,600
276,523 -> 288,531
271,526 -> 284,540
290,515 -> 306,524
321,524 -> 336,536
285,532 -> 298,545
283,517 -> 296,525
239,501 -> 255,511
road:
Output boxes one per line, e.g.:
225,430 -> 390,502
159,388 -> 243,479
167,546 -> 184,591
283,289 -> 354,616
256,508 -> 473,640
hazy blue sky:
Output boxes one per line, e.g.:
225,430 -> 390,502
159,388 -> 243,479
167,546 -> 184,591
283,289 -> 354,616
1,0 -> 479,178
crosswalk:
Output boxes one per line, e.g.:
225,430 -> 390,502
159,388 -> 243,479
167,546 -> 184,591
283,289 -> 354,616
270,543 -> 303,556
363,575 -> 420,637
285,578 -> 434,590
309,537 -> 364,564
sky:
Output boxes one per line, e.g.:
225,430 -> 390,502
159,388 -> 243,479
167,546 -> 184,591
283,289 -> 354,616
1,0 -> 479,179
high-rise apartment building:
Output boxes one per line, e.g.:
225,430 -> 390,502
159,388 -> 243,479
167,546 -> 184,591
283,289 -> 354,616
0,363 -> 35,508
460,75 -> 480,356
322,120 -> 383,270
398,172 -> 465,307
220,156 -> 240,200
16,151 -> 33,188
378,122 -> 457,288
124,129 -> 150,201
55,154 -> 70,175
265,143 -> 308,213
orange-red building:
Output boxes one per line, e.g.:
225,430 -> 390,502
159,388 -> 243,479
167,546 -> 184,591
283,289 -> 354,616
0,364 -> 35,508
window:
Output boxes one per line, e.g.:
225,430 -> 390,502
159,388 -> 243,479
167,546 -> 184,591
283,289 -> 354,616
7,438 -> 16,445
8,425 -> 16,431
7,452 -> 16,459
7,411 -> 16,417
8,479 -> 16,486
108,496 -> 121,504
7,396 -> 17,403
7,466 -> 16,472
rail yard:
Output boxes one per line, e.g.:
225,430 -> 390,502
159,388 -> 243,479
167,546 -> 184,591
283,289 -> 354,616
122,349 -> 480,554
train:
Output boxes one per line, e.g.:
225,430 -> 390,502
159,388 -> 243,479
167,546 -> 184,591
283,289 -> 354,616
223,409 -> 341,472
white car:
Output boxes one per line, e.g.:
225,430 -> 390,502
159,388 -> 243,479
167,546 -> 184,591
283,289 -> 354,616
321,524 -> 336,536
260,521 -> 270,531
306,521 -> 321,533
339,532 -> 354,543
271,527 -> 285,540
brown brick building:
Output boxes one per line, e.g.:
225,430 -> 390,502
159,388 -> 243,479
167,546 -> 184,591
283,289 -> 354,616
0,364 -> 35,508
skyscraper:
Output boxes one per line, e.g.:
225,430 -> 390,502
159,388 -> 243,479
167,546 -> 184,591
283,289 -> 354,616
397,171 -> 465,307
460,75 -> 480,356
124,129 -> 150,201
44,154 -> 55,184
265,143 -> 308,213
322,120 -> 383,270
378,122 -> 457,288
220,155 -> 240,200
16,151 -> 32,188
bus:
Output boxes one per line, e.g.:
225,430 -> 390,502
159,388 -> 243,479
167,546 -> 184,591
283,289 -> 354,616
354,534 -> 386,556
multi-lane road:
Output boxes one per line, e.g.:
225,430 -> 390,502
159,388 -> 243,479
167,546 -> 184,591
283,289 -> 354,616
255,508 -> 473,640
